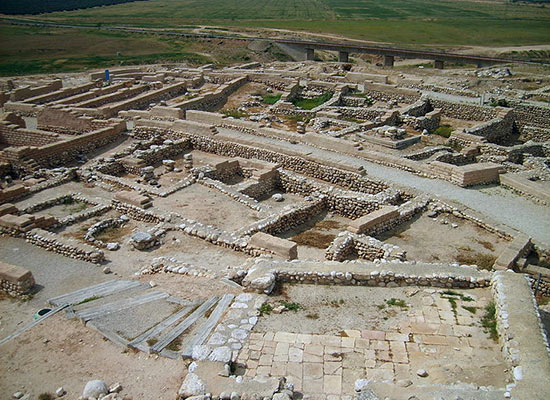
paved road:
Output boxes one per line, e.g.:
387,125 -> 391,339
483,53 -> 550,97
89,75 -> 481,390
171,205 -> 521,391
219,127 -> 550,245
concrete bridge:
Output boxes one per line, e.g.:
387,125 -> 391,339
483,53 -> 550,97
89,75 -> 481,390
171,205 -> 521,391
272,40 -> 522,68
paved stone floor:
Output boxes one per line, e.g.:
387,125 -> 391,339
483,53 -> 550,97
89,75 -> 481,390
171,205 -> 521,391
236,289 -> 506,398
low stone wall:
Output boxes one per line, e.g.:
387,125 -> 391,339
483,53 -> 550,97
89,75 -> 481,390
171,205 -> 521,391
110,199 -> 164,223
238,199 -> 325,237
500,173 -> 550,205
24,81 -> 100,105
25,228 -> 104,264
325,232 -> 405,262
354,198 -> 429,237
84,215 -> 129,248
491,272 -> 550,399
0,261 -> 35,298
241,259 -> 491,293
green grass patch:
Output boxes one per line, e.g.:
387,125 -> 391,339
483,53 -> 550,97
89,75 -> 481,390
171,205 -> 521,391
441,290 -> 474,302
462,305 -> 478,314
258,303 -> 273,316
262,93 -> 281,105
165,337 -> 182,352
76,295 -> 100,305
481,301 -> 498,341
433,125 -> 453,138
292,91 -> 333,110
223,109 -> 248,119
281,301 -> 301,311
386,298 -> 408,308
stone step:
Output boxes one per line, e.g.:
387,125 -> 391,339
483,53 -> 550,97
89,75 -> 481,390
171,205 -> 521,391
48,280 -> 144,306
76,291 -> 169,322
150,296 -> 219,354
181,293 -> 234,358
127,301 -> 202,348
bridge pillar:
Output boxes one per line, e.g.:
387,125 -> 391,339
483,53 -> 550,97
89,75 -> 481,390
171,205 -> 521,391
434,60 -> 445,69
338,51 -> 349,63
384,55 -> 395,68
305,48 -> 315,61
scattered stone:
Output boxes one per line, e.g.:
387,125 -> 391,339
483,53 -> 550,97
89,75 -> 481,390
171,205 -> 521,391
109,383 -> 122,393
416,369 -> 429,377
55,387 -> 66,397
12,393 -> 24,399
103,266 -> 112,274
272,193 -> 284,202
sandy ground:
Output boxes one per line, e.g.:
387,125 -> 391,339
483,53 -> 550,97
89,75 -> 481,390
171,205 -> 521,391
0,312 -> 186,400
377,213 -> 508,265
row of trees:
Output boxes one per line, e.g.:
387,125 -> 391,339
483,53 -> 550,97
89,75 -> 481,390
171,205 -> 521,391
0,0 -> 148,15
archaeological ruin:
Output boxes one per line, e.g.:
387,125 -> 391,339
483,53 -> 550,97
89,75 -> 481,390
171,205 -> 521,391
0,59 -> 549,400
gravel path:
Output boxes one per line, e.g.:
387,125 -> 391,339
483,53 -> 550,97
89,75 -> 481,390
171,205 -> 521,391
219,128 -> 550,245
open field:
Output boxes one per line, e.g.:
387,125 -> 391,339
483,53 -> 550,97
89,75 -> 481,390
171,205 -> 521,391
22,0 -> 550,46
0,24 -> 291,76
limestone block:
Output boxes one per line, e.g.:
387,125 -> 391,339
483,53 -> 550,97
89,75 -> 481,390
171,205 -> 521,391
347,206 -> 398,234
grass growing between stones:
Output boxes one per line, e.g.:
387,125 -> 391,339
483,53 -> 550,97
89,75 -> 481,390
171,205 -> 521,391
76,295 -> 100,305
292,91 -> 333,110
481,301 -> 498,341
262,93 -> 281,105
258,303 -> 273,316
165,337 -> 182,352
386,298 -> 408,308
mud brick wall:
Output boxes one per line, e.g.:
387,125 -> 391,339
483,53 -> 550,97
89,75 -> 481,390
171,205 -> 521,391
24,81 -> 100,105
24,124 -> 125,169
0,123 -> 62,147
10,80 -> 62,102
76,85 -> 148,108
401,98 -> 433,117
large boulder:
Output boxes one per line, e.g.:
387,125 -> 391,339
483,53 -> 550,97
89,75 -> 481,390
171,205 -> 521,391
178,373 -> 206,398
82,380 -> 108,399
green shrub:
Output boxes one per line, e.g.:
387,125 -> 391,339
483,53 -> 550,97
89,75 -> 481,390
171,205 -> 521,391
433,125 -> 453,138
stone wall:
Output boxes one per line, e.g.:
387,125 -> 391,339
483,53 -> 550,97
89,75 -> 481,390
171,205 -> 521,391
429,98 -> 498,121
325,232 -> 405,262
25,228 -> 104,264
464,108 -> 515,144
